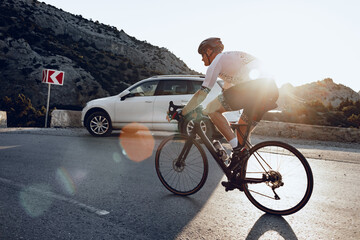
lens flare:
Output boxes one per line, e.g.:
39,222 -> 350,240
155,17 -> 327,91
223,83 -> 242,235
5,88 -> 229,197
56,167 -> 76,196
119,123 -> 155,162
249,69 -> 260,80
19,183 -> 53,218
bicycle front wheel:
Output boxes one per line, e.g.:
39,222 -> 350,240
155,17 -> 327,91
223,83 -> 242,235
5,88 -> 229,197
243,141 -> 313,215
155,134 -> 208,196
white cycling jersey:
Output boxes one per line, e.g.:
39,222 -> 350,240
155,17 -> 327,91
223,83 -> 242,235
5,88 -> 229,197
202,51 -> 269,90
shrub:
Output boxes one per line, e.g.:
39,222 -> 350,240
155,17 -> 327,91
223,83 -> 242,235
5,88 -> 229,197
347,114 -> 360,128
0,94 -> 52,127
337,98 -> 353,111
325,111 -> 348,127
324,99 -> 360,128
342,105 -> 360,118
306,100 -> 328,113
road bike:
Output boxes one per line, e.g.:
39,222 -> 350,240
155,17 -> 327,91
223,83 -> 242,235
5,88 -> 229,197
155,102 -> 313,215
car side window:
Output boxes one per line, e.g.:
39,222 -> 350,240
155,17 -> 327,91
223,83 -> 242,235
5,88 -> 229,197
189,80 -> 224,93
155,80 -> 189,95
129,80 -> 159,96
190,81 -> 202,94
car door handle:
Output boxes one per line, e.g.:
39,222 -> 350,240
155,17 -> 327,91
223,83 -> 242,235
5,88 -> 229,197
145,101 -> 152,103
181,100 -> 188,103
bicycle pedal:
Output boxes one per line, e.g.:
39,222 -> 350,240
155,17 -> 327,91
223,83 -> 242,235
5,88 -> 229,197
221,181 -> 235,191
225,186 -> 235,192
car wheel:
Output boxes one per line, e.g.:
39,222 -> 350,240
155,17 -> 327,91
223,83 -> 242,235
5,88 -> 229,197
86,111 -> 112,137
180,117 -> 214,140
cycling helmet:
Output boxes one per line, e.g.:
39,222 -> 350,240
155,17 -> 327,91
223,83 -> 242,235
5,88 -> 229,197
198,37 -> 224,54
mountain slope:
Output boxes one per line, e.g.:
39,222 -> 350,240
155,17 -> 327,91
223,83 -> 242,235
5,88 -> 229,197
0,0 -> 197,109
278,78 -> 360,109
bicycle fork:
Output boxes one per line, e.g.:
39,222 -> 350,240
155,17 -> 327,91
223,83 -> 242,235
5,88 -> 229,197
175,134 -> 195,170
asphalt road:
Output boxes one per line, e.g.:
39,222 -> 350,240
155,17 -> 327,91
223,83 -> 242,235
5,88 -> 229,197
0,129 -> 359,239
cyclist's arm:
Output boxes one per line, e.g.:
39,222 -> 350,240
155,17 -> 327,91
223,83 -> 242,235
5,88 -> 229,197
182,55 -> 222,115
182,86 -> 210,115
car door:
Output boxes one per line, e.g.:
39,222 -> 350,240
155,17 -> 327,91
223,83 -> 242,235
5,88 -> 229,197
114,80 -> 159,128
152,79 -> 192,130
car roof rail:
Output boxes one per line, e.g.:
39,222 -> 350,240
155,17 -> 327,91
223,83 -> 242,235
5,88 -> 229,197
151,74 -> 205,78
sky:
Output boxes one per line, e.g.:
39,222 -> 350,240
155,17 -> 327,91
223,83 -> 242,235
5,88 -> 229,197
42,0 -> 360,92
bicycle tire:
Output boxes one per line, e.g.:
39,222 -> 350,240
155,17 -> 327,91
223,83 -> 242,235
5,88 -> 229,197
155,134 -> 208,196
243,141 -> 313,215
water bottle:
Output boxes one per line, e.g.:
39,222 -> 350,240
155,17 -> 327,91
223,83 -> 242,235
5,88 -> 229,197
213,140 -> 229,163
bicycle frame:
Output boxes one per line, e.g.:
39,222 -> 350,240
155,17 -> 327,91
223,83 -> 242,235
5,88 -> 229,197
194,119 -> 233,178
178,117 -> 270,186
159,102 -> 313,214
178,117 -> 232,180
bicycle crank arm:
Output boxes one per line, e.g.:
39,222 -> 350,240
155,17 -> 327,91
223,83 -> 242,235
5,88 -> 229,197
243,177 -> 267,184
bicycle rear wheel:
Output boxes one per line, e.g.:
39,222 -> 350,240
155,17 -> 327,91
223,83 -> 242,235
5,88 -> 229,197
155,134 -> 208,196
243,141 -> 313,215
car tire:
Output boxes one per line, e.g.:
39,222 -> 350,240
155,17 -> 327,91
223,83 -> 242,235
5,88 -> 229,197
85,111 -> 112,137
179,117 -> 214,141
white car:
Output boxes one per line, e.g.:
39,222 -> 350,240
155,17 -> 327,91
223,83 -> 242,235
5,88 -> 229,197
81,75 -> 240,137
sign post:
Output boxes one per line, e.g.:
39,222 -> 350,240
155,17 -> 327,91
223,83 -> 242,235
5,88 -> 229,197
42,69 -> 65,127
45,83 -> 51,127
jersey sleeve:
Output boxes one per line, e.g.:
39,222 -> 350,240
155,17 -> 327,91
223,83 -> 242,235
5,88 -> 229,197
201,54 -> 223,89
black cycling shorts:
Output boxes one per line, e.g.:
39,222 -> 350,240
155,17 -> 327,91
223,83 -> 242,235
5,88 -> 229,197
219,78 -> 279,122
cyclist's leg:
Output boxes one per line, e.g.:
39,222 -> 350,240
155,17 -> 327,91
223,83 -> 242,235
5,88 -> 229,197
224,78 -> 279,147
203,97 -> 236,142
221,81 -> 258,147
204,84 -> 259,148
236,113 -> 257,148
204,78 -> 278,149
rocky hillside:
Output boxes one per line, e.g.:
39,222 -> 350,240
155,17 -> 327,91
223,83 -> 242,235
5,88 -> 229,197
0,0 -> 197,109
278,78 -> 360,110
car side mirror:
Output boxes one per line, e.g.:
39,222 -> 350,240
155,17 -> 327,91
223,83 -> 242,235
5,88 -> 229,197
120,90 -> 132,101
121,93 -> 135,101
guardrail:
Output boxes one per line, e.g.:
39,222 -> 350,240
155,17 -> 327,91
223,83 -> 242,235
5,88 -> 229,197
1,110 -> 360,142
51,110 -> 82,128
253,121 -> 360,143
0,111 -> 7,128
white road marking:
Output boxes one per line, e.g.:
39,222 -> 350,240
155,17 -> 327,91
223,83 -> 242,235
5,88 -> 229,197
0,176 -> 110,216
0,145 -> 21,150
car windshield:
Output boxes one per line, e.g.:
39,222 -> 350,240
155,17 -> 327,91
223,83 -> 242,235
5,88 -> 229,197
130,80 -> 159,96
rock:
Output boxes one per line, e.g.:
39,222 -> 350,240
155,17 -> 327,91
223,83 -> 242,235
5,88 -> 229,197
0,0 -> 198,109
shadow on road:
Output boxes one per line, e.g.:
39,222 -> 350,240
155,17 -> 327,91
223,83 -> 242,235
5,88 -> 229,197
246,214 -> 298,240
108,130 -> 227,239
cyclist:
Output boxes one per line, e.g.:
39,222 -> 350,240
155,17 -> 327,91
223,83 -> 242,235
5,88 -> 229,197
172,37 -> 279,176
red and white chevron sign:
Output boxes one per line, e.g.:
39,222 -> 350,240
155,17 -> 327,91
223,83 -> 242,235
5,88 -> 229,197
42,69 -> 65,85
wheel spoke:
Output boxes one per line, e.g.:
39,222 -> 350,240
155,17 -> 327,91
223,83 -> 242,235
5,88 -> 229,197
248,189 -> 277,200
86,113 -> 112,136
155,135 -> 208,196
244,141 -> 313,215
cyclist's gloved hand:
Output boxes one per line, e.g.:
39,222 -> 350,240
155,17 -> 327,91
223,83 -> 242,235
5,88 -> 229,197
167,109 -> 183,122
171,109 -> 183,121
